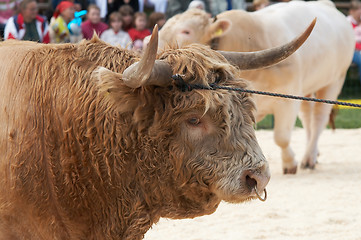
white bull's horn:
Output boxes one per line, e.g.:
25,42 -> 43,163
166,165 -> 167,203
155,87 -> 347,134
122,25 -> 172,88
218,18 -> 316,70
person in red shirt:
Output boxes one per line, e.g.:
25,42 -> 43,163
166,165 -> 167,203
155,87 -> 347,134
128,12 -> 151,52
81,4 -> 108,40
347,0 -> 361,84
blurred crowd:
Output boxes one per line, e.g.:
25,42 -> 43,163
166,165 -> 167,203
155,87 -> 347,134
1,0 -> 168,51
0,0 -> 278,51
0,0 -> 359,64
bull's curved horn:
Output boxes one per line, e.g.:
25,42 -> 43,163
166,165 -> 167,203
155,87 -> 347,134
218,18 -> 316,70
122,25 -> 172,88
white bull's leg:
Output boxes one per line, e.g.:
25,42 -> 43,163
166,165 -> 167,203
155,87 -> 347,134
273,100 -> 301,174
298,95 -> 315,142
298,97 -> 319,159
300,79 -> 345,169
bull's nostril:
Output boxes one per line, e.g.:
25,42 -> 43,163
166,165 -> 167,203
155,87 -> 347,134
246,175 -> 257,190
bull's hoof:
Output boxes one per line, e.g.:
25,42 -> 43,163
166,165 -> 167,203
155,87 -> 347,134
300,162 -> 315,170
283,165 -> 297,174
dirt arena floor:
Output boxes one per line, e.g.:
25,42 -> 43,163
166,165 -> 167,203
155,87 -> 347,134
144,128 -> 361,240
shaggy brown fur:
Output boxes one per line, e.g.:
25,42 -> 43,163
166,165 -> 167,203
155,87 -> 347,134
0,37 -> 268,239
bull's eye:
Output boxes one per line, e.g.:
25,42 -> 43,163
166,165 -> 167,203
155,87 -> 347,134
187,117 -> 201,126
181,30 -> 190,35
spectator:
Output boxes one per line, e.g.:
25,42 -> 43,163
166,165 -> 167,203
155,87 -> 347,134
101,11 -> 132,48
49,1 -> 76,43
0,0 -> 21,38
81,4 -> 108,39
52,0 -> 82,11
4,0 -> 50,43
119,4 -> 134,32
108,0 -> 138,21
347,0 -> 361,85
147,11 -> 165,31
128,11 -> 150,52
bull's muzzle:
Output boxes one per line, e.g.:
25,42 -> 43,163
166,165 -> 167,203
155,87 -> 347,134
242,163 -> 270,202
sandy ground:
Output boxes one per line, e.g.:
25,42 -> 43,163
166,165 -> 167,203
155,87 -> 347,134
144,128 -> 361,240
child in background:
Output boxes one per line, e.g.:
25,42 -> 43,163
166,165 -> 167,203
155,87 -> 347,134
119,5 -> 134,32
101,11 -> 132,48
49,1 -> 75,43
147,12 -> 166,31
81,4 -> 108,39
128,12 -> 151,52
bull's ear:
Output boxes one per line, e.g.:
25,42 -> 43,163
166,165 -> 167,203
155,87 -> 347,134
94,67 -> 123,96
209,19 -> 231,39
93,67 -> 140,112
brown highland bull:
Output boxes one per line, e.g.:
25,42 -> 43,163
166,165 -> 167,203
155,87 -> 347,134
0,23 -> 313,239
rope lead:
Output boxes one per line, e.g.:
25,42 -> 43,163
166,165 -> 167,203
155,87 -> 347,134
171,75 -> 361,109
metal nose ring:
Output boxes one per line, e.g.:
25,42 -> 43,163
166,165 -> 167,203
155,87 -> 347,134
255,186 -> 267,202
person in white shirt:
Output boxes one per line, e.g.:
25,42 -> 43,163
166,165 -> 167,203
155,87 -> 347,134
101,11 -> 132,49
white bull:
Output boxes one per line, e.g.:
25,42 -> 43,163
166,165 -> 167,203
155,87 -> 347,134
153,0 -> 354,173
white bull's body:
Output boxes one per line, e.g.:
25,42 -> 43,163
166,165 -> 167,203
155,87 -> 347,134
156,0 -> 355,173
